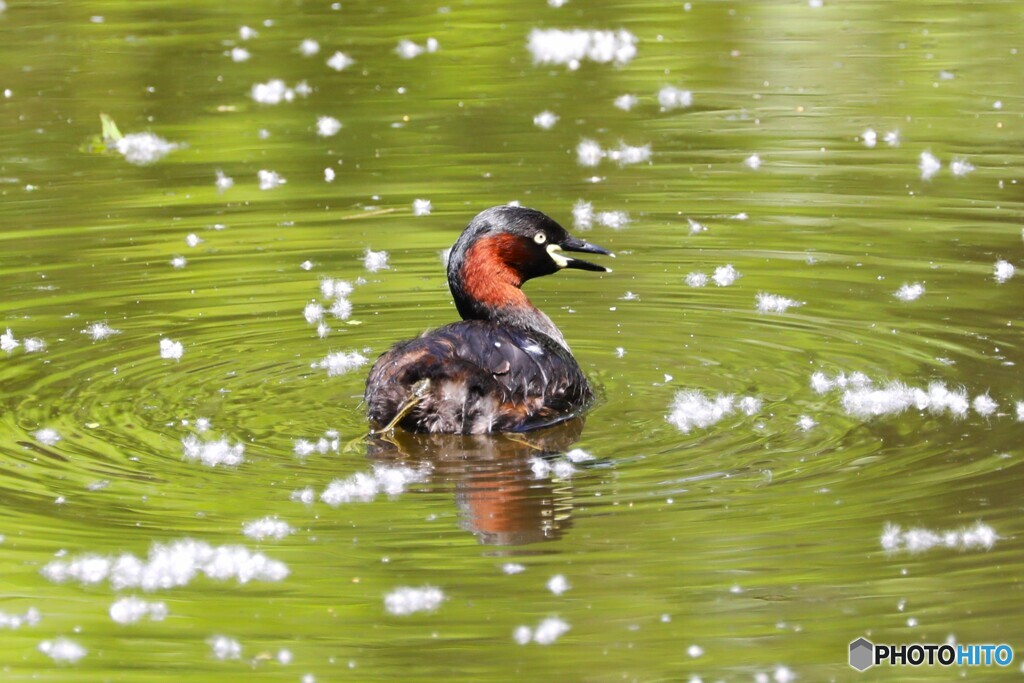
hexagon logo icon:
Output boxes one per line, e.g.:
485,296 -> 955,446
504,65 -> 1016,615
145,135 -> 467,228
849,637 -> 874,671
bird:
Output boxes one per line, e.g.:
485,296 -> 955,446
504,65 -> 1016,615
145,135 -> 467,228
364,205 -> 612,434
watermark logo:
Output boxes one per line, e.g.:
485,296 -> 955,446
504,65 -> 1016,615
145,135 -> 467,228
849,638 -> 873,671
849,637 -> 1013,671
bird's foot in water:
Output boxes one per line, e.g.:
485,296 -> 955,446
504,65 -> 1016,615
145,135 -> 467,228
501,432 -> 546,452
372,378 -> 431,435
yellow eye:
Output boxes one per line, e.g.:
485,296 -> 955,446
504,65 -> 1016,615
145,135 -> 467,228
534,232 -> 547,244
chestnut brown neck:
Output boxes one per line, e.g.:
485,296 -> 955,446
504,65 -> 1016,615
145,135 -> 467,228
448,234 -> 568,348
460,235 -> 531,311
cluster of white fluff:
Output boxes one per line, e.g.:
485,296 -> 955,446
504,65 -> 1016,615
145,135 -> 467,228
395,37 -> 439,59
115,133 -> 180,166
258,169 -> 286,190
38,638 -> 86,663
326,51 -> 354,71
527,29 -> 636,68
919,151 -> 941,180
514,617 -> 570,645
811,371 -> 1010,420
384,586 -> 444,615
529,448 -> 593,479
657,85 -> 692,110
311,351 -> 368,377
894,283 -> 925,301
41,539 -> 288,591
294,430 -> 340,457
363,248 -> 390,273
82,322 -> 120,340
576,139 -> 651,167
686,265 -> 741,288
182,435 -> 245,467
109,596 -> 168,624
304,277 -> 355,338
0,607 -> 41,629
210,635 -> 242,660
242,516 -> 293,541
34,428 -> 61,445
919,151 -> 974,180
572,200 -> 632,230
994,259 -> 1015,283
533,111 -> 559,130
860,128 -> 900,148
756,293 -> 802,313
251,79 -> 311,105
159,338 -> 184,360
547,574 -> 571,595
316,116 -> 342,137
614,94 -> 638,111
2,328 -> 43,353
320,465 -> 428,505
881,522 -> 997,553
412,198 -> 432,216
666,390 -> 761,433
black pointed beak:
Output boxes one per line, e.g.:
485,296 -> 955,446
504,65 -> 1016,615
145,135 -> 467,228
556,235 -> 614,273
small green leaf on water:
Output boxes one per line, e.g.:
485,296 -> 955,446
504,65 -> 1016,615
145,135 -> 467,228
345,320 -> 363,326
100,113 -> 123,143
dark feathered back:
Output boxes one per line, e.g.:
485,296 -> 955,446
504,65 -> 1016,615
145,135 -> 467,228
365,320 -> 592,433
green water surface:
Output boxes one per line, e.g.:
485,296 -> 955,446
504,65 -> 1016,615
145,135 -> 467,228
1,1 -> 1023,681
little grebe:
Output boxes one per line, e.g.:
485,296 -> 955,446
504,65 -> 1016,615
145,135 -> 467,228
364,205 -> 612,434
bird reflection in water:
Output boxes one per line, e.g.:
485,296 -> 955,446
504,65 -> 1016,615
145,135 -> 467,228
366,418 -> 585,546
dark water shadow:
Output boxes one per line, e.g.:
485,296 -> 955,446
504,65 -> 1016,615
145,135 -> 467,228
366,419 -> 586,546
